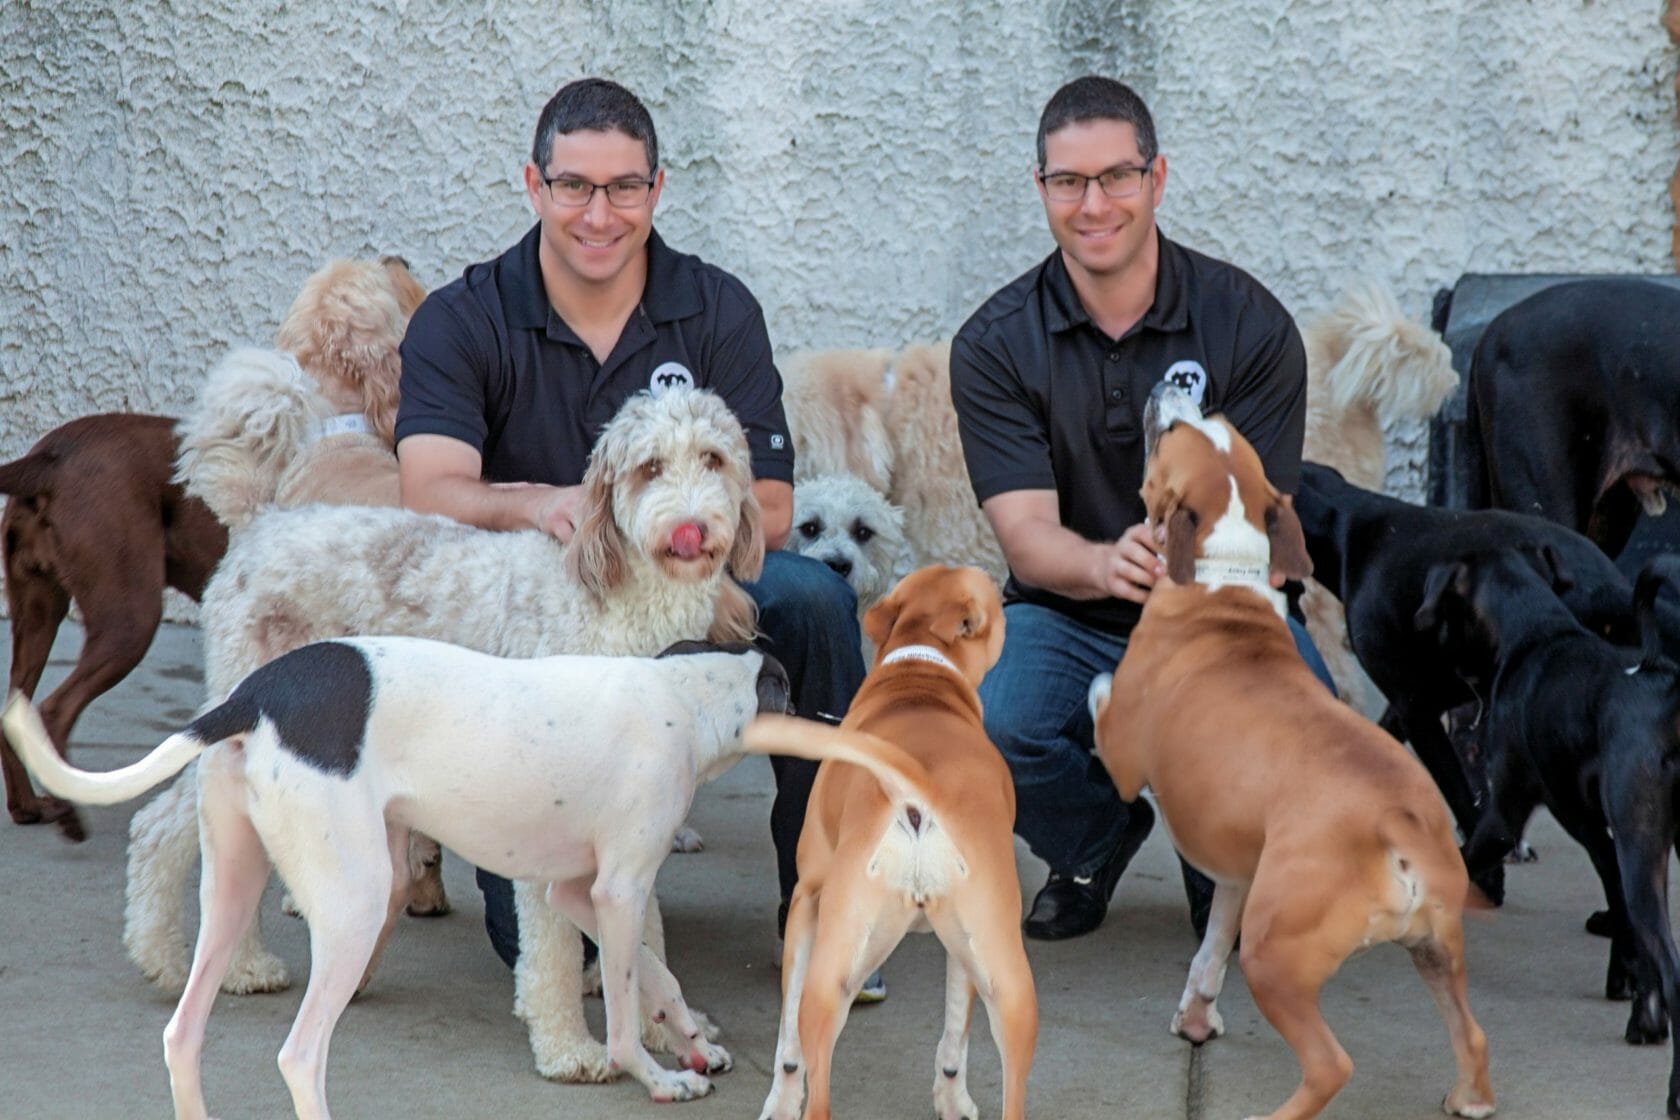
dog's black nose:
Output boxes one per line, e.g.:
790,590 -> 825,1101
824,558 -> 852,579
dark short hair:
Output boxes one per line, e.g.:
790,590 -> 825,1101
531,78 -> 659,174
1036,76 -> 1157,168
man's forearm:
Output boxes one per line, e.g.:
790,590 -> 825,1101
1001,521 -> 1112,600
400,474 -> 560,534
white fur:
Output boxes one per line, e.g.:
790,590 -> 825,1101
7,638 -> 767,1115
123,386 -> 761,1082
784,474 -> 911,662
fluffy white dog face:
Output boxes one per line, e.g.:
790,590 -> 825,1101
785,474 -> 910,609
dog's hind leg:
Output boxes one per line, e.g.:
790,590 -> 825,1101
1239,883 -> 1353,1120
928,883 -> 1038,1120
795,886 -> 916,1120
760,887 -> 818,1120
1,549 -> 69,828
512,877 -> 613,1083
269,802 -> 393,1120
162,759 -> 272,1120
1408,920 -> 1495,1118
1173,880 -> 1248,1044
930,957 -> 980,1120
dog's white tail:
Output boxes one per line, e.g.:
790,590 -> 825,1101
743,713 -> 931,810
2,692 -> 209,806
1306,278 -> 1458,421
174,346 -> 334,529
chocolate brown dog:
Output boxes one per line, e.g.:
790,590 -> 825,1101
0,413 -> 226,840
1088,385 -> 1494,1120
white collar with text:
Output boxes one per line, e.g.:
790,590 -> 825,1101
880,644 -> 960,674
1191,558 -> 1286,618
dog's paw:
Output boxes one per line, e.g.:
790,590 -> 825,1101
1626,991 -> 1670,1045
1505,839 -> 1537,864
137,949 -> 191,995
1443,1091 -> 1497,1119
535,1038 -> 617,1084
1585,908 -> 1613,938
684,1038 -> 732,1075
1170,1004 -> 1224,1044
280,892 -> 303,919
220,950 -> 291,995
646,1068 -> 713,1103
671,825 -> 705,853
934,1081 -> 980,1120
405,879 -> 452,918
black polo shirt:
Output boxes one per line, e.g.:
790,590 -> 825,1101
396,224 -> 793,487
950,229 -> 1306,637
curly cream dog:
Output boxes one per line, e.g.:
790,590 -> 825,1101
6,637 -> 787,1118
123,386 -> 761,1082
175,256 -> 453,916
785,473 -> 911,662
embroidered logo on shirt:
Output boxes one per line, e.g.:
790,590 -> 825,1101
769,433 -> 785,450
1160,360 -> 1208,406
649,361 -> 695,395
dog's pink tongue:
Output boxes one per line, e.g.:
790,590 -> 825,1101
672,522 -> 704,559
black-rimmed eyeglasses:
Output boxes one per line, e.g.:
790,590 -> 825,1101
541,173 -> 656,209
1037,164 -> 1153,203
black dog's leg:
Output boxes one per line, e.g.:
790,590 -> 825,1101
1551,805 -> 1645,1007
1605,764 -> 1680,1066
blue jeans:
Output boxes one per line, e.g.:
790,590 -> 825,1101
981,602 -> 1334,880
480,550 -> 866,967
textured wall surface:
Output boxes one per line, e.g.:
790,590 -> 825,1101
3,0 -> 1676,493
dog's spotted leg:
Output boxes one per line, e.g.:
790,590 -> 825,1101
513,879 -> 613,1083
587,869 -> 713,1102
1408,929 -> 1495,1118
759,890 -> 816,1120
1172,881 -> 1247,1044
635,944 -> 733,1074
932,956 -> 980,1120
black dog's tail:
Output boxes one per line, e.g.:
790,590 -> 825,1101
0,449 -> 56,498
1633,554 -> 1680,668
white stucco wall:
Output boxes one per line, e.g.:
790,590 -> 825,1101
3,0 -> 1676,486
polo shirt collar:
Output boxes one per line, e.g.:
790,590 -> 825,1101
502,224 -> 703,331
1045,228 -> 1191,337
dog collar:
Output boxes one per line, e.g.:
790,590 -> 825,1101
316,413 -> 372,439
880,644 -> 960,674
1189,558 -> 1287,617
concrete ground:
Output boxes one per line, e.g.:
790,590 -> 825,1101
0,620 -> 1673,1119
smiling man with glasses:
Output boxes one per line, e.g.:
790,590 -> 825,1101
395,78 -> 873,996
950,76 -> 1332,944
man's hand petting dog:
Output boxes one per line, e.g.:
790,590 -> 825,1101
490,480 -> 586,543
1101,522 -> 1168,603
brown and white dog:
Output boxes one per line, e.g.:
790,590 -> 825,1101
1087,384 -> 1494,1120
745,565 -> 1037,1120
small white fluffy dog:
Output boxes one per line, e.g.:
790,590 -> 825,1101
5,636 -> 787,1117
1299,279 -> 1459,717
123,386 -> 762,1082
785,474 -> 912,662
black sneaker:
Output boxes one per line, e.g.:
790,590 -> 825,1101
1023,798 -> 1156,941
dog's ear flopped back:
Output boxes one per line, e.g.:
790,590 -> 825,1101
864,587 -> 903,652
930,591 -> 986,644
1414,559 -> 1472,634
567,451 -> 630,598
728,487 -> 765,582
1163,506 -> 1198,584
1265,493 -> 1313,582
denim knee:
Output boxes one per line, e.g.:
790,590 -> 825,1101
749,551 -> 861,640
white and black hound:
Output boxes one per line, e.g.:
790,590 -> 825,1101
3,636 -> 790,1119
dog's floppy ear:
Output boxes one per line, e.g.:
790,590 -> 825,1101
1266,494 -> 1313,582
1163,507 -> 1198,585
567,453 -> 629,598
707,578 -> 760,643
863,587 -> 903,652
728,488 -> 765,583
1533,543 -> 1575,596
1414,559 -> 1470,634
930,592 -> 989,645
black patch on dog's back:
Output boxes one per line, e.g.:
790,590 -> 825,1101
187,641 -> 374,777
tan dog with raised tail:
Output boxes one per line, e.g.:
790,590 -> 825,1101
745,564 -> 1037,1120
1088,384 -> 1494,1120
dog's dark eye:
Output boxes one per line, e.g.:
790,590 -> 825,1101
701,450 -> 724,471
640,459 -> 663,482
798,520 -> 821,539
851,524 -> 875,544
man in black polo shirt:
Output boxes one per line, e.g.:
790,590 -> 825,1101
951,76 -> 1332,942
396,78 -> 877,996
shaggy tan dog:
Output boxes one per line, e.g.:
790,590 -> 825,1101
1298,279 -> 1459,717
778,347 -> 896,491
176,255 -> 425,527
125,386 -> 760,1085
